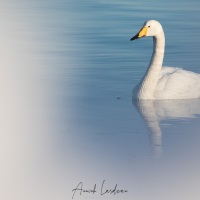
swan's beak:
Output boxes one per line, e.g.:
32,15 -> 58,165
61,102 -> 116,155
130,27 -> 147,41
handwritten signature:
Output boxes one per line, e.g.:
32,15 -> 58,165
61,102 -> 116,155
72,180 -> 128,199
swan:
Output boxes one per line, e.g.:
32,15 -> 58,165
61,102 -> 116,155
130,20 -> 200,99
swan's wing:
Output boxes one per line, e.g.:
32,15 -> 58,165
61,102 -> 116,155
155,67 -> 182,92
160,66 -> 182,76
155,66 -> 200,99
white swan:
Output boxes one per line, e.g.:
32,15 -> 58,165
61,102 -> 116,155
131,20 -> 200,99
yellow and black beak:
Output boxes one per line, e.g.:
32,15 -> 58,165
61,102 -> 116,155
130,27 -> 147,41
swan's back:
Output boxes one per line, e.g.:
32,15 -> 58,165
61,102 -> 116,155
154,67 -> 200,99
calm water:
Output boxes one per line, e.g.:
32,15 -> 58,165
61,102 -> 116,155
1,0 -> 200,200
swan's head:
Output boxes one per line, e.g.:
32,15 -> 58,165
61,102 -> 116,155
130,20 -> 163,41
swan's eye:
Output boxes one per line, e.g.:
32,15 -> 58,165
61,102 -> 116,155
148,26 -> 150,28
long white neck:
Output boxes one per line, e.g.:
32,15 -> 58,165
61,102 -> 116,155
137,31 -> 165,99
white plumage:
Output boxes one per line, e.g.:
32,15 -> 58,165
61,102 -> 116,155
131,20 -> 200,99
155,66 -> 200,99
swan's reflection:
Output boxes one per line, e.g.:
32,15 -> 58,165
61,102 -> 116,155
133,98 -> 200,158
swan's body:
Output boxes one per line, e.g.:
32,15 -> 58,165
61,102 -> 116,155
131,20 -> 200,99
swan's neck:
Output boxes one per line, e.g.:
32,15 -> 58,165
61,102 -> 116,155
137,31 -> 165,99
